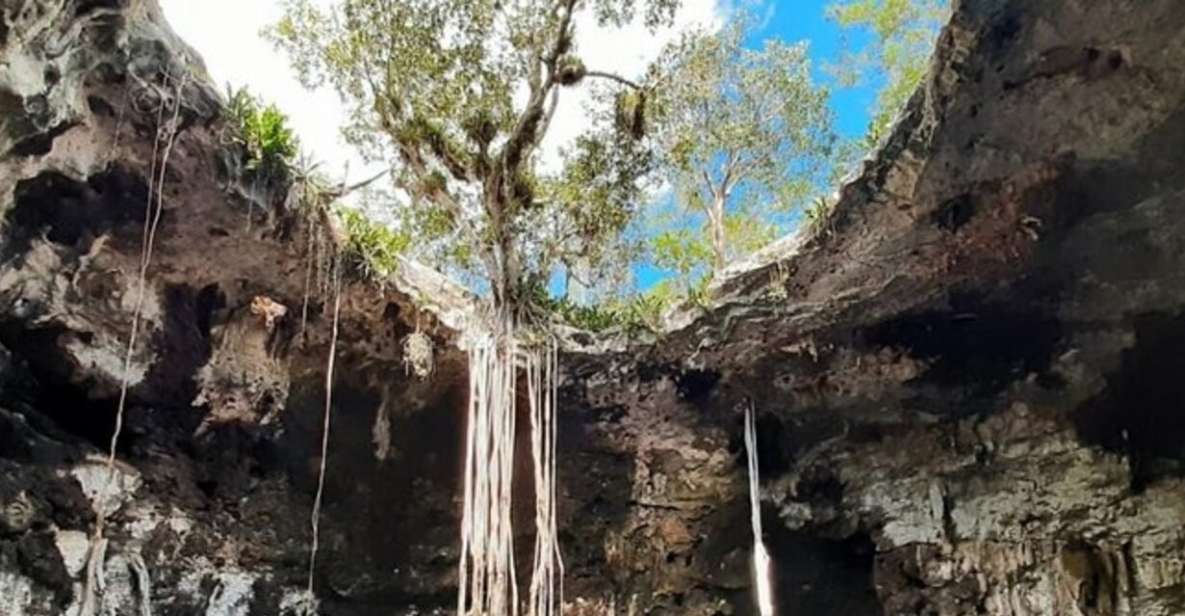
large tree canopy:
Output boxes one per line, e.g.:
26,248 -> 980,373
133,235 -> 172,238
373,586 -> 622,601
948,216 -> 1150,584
269,0 -> 678,315
647,20 -> 835,275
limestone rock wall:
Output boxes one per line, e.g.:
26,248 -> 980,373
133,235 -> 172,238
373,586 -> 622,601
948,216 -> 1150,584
0,1 -> 471,614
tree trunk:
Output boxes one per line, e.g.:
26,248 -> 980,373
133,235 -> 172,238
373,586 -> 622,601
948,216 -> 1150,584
484,190 -> 519,323
710,195 -> 727,274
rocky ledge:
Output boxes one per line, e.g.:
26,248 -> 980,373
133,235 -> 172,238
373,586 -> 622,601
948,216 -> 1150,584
3,0 -> 1185,615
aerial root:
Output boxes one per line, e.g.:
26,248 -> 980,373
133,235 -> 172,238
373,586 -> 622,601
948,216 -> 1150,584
79,69 -> 187,616
458,321 -> 563,616
306,259 -> 344,605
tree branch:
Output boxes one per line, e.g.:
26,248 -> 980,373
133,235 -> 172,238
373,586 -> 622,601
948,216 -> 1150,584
729,150 -> 772,193
700,168 -> 717,206
500,0 -> 578,177
528,88 -> 561,158
422,129 -> 472,181
332,168 -> 390,199
379,107 -> 492,273
720,148 -> 741,196
583,70 -> 643,90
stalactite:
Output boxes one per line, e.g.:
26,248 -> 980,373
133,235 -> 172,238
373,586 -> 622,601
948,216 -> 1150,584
745,402 -> 775,616
372,385 -> 393,462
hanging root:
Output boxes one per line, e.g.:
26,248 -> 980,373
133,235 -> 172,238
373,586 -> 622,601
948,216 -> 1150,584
79,535 -> 108,616
458,319 -> 519,616
299,221 -> 315,344
457,321 -> 564,616
744,401 -> 775,616
306,260 -> 343,610
526,339 -> 563,616
80,70 -> 187,616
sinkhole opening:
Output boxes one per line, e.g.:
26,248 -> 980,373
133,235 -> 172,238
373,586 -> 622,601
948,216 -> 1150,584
764,523 -> 882,616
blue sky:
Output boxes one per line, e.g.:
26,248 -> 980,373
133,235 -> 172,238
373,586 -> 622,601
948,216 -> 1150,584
754,1 -> 879,139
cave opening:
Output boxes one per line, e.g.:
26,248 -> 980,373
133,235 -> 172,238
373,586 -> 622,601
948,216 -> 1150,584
930,193 -> 976,232
278,374 -> 466,588
142,283 -> 224,407
864,293 -> 1063,415
764,521 -> 883,616
0,281 -> 229,462
10,121 -> 77,158
1073,311 -> 1185,491
0,322 -> 127,455
75,0 -> 124,18
5,166 -> 150,259
675,368 -> 721,403
753,413 -> 791,477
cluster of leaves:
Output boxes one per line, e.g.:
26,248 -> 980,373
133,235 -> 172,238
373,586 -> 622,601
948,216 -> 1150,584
337,206 -> 412,281
225,86 -> 414,288
545,298 -> 623,332
225,86 -> 300,178
651,228 -> 712,283
648,210 -> 777,294
534,128 -> 657,294
804,193 -> 836,234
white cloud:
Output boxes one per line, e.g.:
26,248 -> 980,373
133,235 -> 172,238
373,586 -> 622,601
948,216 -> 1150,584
159,0 -> 726,182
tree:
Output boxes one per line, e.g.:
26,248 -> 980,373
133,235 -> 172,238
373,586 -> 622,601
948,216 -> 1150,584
828,0 -> 949,143
268,2 -> 683,614
268,0 -> 676,320
648,21 -> 834,275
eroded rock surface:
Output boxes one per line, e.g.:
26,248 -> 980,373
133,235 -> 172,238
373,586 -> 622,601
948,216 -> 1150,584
3,0 -> 1185,615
